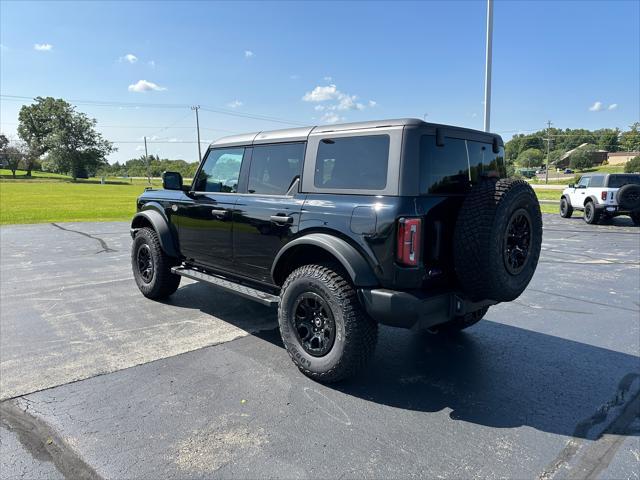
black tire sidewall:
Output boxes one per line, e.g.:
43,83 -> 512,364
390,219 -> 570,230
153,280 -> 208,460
279,272 -> 347,375
584,202 -> 598,224
560,197 -> 572,218
131,227 -> 179,298
132,230 -> 159,294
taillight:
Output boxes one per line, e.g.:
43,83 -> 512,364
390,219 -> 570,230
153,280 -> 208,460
396,217 -> 422,266
601,191 -> 607,201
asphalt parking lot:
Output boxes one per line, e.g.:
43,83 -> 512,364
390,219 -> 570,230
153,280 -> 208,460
1,214 -> 639,479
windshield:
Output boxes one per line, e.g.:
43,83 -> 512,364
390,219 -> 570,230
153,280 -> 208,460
608,174 -> 640,188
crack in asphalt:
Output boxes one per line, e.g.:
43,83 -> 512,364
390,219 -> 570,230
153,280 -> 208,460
538,373 -> 640,480
50,223 -> 117,253
528,288 -> 640,313
0,399 -> 102,480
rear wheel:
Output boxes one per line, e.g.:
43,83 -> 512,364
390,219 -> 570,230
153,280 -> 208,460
427,307 -> 489,335
583,201 -> 600,224
131,227 -> 181,299
278,264 -> 377,382
560,197 -> 573,218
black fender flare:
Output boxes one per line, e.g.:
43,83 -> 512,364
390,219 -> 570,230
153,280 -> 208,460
584,195 -> 599,207
130,208 -> 179,258
271,233 -> 378,287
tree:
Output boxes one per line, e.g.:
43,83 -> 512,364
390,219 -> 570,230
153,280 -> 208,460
0,134 -> 8,151
625,156 -> 640,173
17,97 -> 115,180
1,141 -> 27,178
594,128 -> 620,152
569,145 -> 596,171
620,123 -> 640,152
516,148 -> 544,168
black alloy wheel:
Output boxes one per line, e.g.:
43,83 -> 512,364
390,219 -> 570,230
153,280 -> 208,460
503,208 -> 532,275
292,292 -> 336,357
136,244 -> 154,283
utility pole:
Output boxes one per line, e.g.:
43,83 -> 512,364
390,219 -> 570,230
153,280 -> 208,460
144,136 -> 150,185
483,0 -> 494,133
545,120 -> 552,184
191,105 -> 202,162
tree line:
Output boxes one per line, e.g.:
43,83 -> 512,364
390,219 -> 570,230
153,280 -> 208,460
504,123 -> 640,170
98,155 -> 199,178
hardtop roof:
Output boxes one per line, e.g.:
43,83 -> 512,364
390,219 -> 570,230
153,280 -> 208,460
210,118 -> 501,148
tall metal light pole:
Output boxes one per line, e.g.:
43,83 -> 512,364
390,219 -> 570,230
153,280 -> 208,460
545,120 -> 552,184
483,0 -> 494,133
191,105 -> 202,162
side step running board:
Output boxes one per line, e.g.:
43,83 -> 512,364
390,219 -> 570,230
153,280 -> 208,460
171,266 -> 280,307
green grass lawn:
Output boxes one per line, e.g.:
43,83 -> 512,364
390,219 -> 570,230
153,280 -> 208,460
0,170 -> 563,225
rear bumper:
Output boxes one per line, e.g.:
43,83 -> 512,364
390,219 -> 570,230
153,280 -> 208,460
594,204 -> 634,215
357,288 -> 497,330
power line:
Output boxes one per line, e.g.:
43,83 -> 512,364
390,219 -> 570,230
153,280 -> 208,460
0,94 -> 307,126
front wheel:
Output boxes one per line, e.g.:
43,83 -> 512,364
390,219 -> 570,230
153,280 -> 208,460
583,202 -> 600,224
131,227 -> 181,299
559,197 -> 573,218
278,264 -> 378,382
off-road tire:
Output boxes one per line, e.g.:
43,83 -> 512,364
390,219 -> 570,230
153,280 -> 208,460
427,306 -> 489,335
132,227 -> 181,299
584,201 -> 600,225
278,264 -> 378,382
560,197 -> 573,218
631,211 -> 640,226
616,184 -> 640,211
453,178 -> 542,302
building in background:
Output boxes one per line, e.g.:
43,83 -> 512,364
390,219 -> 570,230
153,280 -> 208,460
607,151 -> 640,165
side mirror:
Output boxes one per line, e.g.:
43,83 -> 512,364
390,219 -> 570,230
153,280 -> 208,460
162,171 -> 183,190
568,183 -> 574,188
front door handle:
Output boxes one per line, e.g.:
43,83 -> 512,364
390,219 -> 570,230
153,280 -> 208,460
270,215 -> 293,224
211,209 -> 228,218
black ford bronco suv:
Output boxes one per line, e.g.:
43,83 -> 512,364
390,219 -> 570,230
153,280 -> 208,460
130,119 -> 542,382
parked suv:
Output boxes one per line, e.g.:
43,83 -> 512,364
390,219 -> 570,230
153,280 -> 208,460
130,119 -> 542,381
559,173 -> 640,224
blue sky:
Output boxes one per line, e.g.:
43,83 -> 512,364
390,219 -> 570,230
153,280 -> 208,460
1,0 -> 638,164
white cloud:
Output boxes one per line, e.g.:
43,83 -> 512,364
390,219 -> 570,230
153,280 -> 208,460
302,83 -> 368,112
324,76 -> 333,82
128,79 -> 167,92
120,53 -> 138,64
608,103 -> 618,110
588,101 -> 604,112
244,50 -> 254,58
34,43 -> 53,51
135,145 -> 145,151
227,100 -> 243,108
303,84 -> 339,102
321,112 -> 343,124
148,60 -> 156,68
314,105 -> 325,111
368,100 -> 377,108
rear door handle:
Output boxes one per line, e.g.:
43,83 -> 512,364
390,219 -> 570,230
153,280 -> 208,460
211,209 -> 228,218
270,215 -> 293,224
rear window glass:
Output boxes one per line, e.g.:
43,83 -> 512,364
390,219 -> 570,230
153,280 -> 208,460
314,135 -> 389,190
420,135 -> 505,194
607,174 -> 640,188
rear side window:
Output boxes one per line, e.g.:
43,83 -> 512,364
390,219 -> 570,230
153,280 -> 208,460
314,135 -> 389,190
589,175 -> 605,187
419,135 -> 506,194
193,147 -> 244,192
607,174 -> 640,188
248,143 -> 305,195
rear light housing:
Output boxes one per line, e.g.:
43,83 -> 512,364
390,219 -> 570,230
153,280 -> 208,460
601,191 -> 607,201
396,217 -> 422,267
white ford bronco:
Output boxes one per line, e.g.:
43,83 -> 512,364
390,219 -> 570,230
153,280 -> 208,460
560,173 -> 640,225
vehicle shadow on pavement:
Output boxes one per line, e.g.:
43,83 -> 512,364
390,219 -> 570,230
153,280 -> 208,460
168,283 -> 639,441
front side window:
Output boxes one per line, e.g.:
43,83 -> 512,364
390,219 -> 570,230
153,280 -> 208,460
314,135 -> 389,190
577,176 -> 591,188
419,135 -> 505,194
193,148 -> 244,193
248,143 -> 305,195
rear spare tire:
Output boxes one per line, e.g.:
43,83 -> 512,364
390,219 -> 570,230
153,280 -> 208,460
617,184 -> 640,211
453,178 -> 542,302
